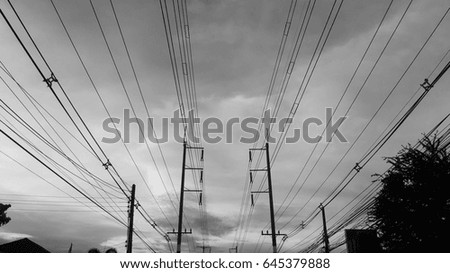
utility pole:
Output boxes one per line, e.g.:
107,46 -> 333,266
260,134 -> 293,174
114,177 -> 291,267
126,184 -> 136,253
250,142 -> 281,253
169,140 -> 204,253
265,142 -> 277,253
167,228 -> 192,252
320,203 -> 330,253
197,245 -> 211,253
176,141 -> 187,253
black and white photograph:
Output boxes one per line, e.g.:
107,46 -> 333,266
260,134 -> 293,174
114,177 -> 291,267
0,0 -> 449,264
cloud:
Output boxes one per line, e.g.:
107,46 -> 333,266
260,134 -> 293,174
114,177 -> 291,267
0,0 -> 449,253
99,235 -> 126,253
0,231 -> 33,243
192,210 -> 234,238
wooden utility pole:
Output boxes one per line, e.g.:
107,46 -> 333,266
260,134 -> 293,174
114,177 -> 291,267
250,142 -> 281,253
265,142 -> 277,253
320,203 -> 330,253
176,141 -> 187,253
126,184 -> 136,253
171,141 -> 204,252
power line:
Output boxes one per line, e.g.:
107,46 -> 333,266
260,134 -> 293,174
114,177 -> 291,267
0,117 -> 129,224
0,4 -> 131,199
0,149 -> 129,225
0,100 -> 123,194
47,0 -> 176,240
285,79 -> 450,251
322,6 -> 450,208
233,0 -> 301,251
0,128 -> 128,227
270,0 -> 394,226
248,0 -> 343,252
238,0 -> 319,252
278,0 -> 416,229
109,0 -> 179,204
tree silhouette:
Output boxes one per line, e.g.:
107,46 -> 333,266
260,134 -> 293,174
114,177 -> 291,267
370,135 -> 450,252
0,203 -> 11,227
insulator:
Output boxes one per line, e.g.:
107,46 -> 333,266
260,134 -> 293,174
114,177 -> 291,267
283,22 -> 291,36
184,25 -> 190,38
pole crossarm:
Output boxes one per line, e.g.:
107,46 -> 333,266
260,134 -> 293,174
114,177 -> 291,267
167,229 -> 192,235
249,147 -> 266,151
186,146 -> 204,150
185,189 -> 202,193
261,230 -> 287,237
185,167 -> 203,171
197,245 -> 212,253
229,246 -> 238,253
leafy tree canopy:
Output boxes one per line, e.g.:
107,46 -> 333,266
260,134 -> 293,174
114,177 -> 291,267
0,203 -> 11,227
370,135 -> 450,252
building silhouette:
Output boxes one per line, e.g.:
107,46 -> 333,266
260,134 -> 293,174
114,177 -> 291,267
0,238 -> 50,253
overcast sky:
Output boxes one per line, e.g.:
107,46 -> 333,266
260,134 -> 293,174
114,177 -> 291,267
0,0 -> 449,253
